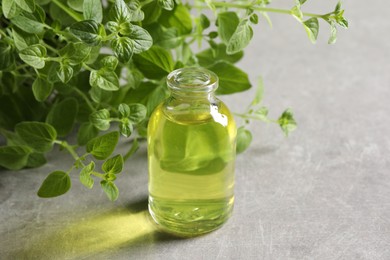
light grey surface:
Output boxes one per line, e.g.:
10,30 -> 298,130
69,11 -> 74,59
1,1 -> 390,259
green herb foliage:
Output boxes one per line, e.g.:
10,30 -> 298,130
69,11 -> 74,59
0,0 -> 348,200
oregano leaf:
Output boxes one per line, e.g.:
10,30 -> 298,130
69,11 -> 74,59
0,145 -> 32,170
278,109 -> 297,136
32,77 -> 53,102
86,131 -> 119,160
83,0 -> 103,23
226,21 -> 253,55
90,109 -> 111,131
102,154 -> 123,174
15,122 -> 57,153
236,127 -> 252,154
100,180 -> 119,201
19,44 -> 46,69
80,161 -> 95,189
37,171 -> 71,198
303,17 -> 319,43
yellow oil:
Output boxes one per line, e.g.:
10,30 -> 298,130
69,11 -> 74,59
148,101 -> 236,236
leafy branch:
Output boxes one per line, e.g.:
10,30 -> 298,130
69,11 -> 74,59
0,0 -> 348,200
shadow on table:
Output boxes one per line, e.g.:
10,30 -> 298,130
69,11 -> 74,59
8,198 -> 181,259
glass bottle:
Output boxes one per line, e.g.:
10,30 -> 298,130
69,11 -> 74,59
147,67 -> 236,237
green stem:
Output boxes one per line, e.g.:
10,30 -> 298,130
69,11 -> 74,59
91,171 -> 106,178
41,42 -> 59,54
202,1 -> 326,18
83,63 -> 95,71
54,140 -> 80,161
0,30 -> 13,44
73,87 -> 96,112
52,0 -> 83,22
123,138 -> 139,161
233,113 -> 276,123
140,0 -> 154,7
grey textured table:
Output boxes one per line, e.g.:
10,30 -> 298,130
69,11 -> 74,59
1,1 -> 390,259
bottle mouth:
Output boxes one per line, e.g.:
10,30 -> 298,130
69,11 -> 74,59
167,67 -> 218,93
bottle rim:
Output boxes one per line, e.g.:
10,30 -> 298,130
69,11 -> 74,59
167,67 -> 218,93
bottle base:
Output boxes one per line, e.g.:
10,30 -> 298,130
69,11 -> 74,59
148,196 -> 234,237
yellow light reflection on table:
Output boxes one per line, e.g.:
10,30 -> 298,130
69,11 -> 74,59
12,206 -> 165,259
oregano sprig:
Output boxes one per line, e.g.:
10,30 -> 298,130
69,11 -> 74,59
0,0 -> 348,200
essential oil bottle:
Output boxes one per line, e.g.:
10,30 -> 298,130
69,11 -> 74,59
147,67 -> 236,236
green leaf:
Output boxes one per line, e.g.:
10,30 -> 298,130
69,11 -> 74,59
130,25 -> 153,54
328,22 -> 337,44
100,56 -> 118,71
11,12 -> 46,34
90,109 -> 111,131
32,77 -> 53,102
60,42 -> 92,65
159,4 -> 192,35
251,78 -> 264,106
133,46 -> 174,79
110,0 -> 131,23
19,44 -> 46,69
141,0 -> 161,25
119,120 -> 133,137
128,103 -> 147,123
303,17 -> 319,43
158,0 -> 174,11
217,12 -> 240,45
252,107 -> 269,121
102,154 -> 123,174
196,43 -> 243,67
90,69 -> 119,91
67,0 -> 84,12
69,20 -> 102,46
12,29 -> 39,51
83,0 -> 103,23
208,61 -> 251,95
56,63 -> 73,83
89,86 -> 113,103
278,109 -> 297,136
291,5 -> 303,21
249,13 -> 259,25
86,131 -> 119,160
111,37 -> 134,63
80,161 -> 95,189
337,17 -> 348,29
2,0 -> 21,19
0,42 -> 16,71
37,171 -> 71,198
118,103 -> 130,118
0,129 -> 25,146
200,13 -> 210,29
236,127 -> 252,154
127,0 -> 144,22
100,180 -> 119,201
123,82 -> 166,117
46,98 -> 79,137
0,145 -> 32,170
77,122 -> 99,146
153,27 -> 182,49
35,0 -> 51,4
26,152 -> 47,168
15,0 -> 35,13
15,122 -> 57,153
226,21 -> 253,55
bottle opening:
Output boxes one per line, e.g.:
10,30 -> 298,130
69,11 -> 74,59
167,67 -> 218,93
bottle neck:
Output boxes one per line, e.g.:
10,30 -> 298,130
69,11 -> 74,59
166,67 -> 219,100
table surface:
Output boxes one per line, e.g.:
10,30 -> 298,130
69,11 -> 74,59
1,1 -> 389,259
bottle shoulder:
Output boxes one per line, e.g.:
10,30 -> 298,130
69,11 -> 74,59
150,99 -> 236,129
